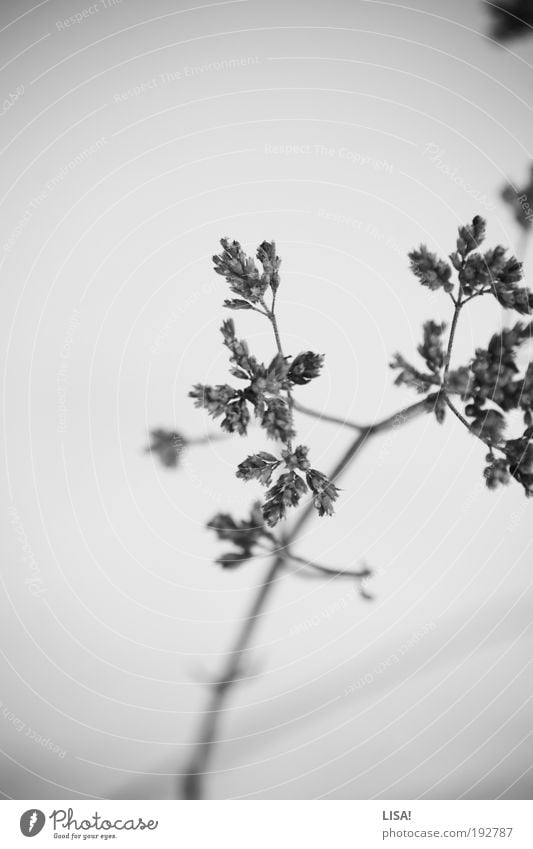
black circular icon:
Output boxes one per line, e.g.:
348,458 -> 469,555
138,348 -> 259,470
20,809 -> 45,837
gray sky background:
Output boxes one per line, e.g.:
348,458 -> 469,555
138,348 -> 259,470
0,0 -> 532,799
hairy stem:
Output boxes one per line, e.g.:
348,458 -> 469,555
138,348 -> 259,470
180,393 -> 435,799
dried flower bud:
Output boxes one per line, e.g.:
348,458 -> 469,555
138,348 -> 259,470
261,397 -> 295,442
449,251 -> 463,271
265,353 -> 289,393
262,472 -> 308,527
488,0 -> 533,42
256,240 -> 281,292
214,238 -> 268,302
469,409 -> 506,443
236,452 -> 280,485
459,248 -> 529,311
409,246 -> 453,293
221,319 -> 260,377
446,367 -> 473,398
505,432 -> 533,496
220,395 -> 250,435
484,457 -> 511,490
456,216 -> 486,257
288,351 -> 324,385
305,469 -> 340,517
390,353 -> 439,394
282,445 -> 310,471
146,429 -> 186,468
418,320 -> 447,373
189,383 -> 238,418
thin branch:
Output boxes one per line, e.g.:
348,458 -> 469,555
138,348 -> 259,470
180,393 -> 433,799
442,289 -> 464,383
284,551 -> 371,581
293,399 -> 363,431
444,395 -> 508,457
260,296 -> 284,357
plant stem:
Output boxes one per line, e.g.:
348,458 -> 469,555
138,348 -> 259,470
441,290 -> 508,458
293,400 -> 363,431
284,551 -> 371,581
180,394 -> 434,799
442,288 -> 463,384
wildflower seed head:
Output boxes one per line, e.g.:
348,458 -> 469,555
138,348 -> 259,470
288,351 -> 324,385
409,245 -> 454,293
236,452 -> 281,485
305,469 -> 340,517
261,397 -> 295,443
456,215 -> 487,257
256,240 -> 281,292
214,238 -> 269,302
262,472 -> 308,527
418,320 -> 447,373
281,445 -> 311,471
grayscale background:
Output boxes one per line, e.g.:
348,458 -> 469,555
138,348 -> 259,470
0,0 -> 531,800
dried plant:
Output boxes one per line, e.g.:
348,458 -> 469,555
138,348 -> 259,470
148,216 -> 533,798
486,0 -> 533,41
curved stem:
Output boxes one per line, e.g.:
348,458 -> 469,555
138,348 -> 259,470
284,551 -> 371,581
180,394 -> 434,798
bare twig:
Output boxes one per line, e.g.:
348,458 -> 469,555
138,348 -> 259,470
284,551 -> 371,581
293,400 -> 363,431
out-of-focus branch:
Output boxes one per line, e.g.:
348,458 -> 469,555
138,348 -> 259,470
180,393 -> 435,799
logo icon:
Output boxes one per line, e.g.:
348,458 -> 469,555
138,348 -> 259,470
20,810 -> 45,837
